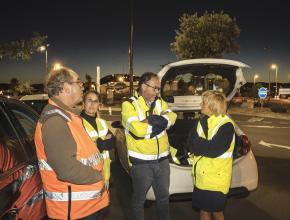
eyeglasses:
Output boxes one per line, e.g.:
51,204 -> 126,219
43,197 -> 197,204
68,80 -> 83,87
86,99 -> 99,104
144,83 -> 160,92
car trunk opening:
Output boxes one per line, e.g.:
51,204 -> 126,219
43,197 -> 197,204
160,63 -> 244,110
167,112 -> 199,165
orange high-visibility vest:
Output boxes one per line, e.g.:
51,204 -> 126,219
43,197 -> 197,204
34,99 -> 109,219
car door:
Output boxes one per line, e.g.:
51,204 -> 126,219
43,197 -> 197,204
0,101 -> 33,217
0,99 -> 45,219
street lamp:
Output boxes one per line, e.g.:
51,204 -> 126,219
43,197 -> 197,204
53,62 -> 62,70
271,64 -> 278,98
38,44 -> 50,73
254,74 -> 259,86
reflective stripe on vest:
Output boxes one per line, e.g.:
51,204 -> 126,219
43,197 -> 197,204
46,109 -> 71,121
86,130 -> 99,139
194,115 -> 235,194
38,152 -> 103,170
125,98 -> 168,139
79,153 -> 103,167
124,116 -> 158,139
85,119 -> 108,140
124,116 -> 139,135
155,99 -> 162,114
155,99 -> 171,128
35,100 -> 108,219
45,189 -> 103,201
216,150 -> 233,159
197,117 -> 235,159
26,189 -> 44,206
38,159 -> 53,171
102,151 -> 110,159
128,150 -> 169,160
19,164 -> 38,183
130,97 -> 146,121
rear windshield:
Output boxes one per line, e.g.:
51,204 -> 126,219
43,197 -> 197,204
161,64 -> 238,97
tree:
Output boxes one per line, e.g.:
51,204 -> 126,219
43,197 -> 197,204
84,74 -> 94,92
85,74 -> 92,83
0,32 -> 48,60
15,81 -> 33,95
171,11 -> 240,59
10,78 -> 19,90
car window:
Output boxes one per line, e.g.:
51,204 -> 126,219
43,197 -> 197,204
22,100 -> 48,114
7,103 -> 38,142
0,110 -> 28,215
6,102 -> 38,158
0,107 -> 27,186
161,64 -> 237,97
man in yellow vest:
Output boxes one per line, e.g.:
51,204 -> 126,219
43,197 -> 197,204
34,67 -> 109,219
122,72 -> 177,220
186,90 -> 235,220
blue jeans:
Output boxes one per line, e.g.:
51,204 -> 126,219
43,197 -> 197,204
130,159 -> 170,220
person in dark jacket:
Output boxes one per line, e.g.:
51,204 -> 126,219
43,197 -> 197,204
186,90 -> 235,220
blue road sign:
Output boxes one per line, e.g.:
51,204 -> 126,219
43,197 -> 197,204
258,87 -> 267,99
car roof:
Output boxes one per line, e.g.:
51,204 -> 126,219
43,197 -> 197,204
158,58 -> 250,79
19,94 -> 48,101
165,58 -> 249,68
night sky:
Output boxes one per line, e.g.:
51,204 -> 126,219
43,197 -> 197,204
0,0 -> 289,84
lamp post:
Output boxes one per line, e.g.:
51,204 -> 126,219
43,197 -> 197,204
268,68 -> 271,98
271,64 -> 278,98
128,0 -> 134,96
38,44 -> 50,73
254,74 -> 259,86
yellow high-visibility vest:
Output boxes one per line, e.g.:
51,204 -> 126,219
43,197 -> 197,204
83,117 -> 111,187
121,94 -> 177,164
191,115 -> 235,194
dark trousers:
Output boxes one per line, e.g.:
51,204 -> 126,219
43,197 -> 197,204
80,209 -> 103,220
130,158 -> 170,220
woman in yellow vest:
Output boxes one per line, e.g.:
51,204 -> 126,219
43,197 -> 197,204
186,90 -> 235,220
81,90 -> 115,189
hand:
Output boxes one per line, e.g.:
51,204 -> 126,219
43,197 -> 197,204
147,115 -> 168,129
97,136 -> 116,152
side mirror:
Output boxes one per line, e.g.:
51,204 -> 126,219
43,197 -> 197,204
111,121 -> 123,129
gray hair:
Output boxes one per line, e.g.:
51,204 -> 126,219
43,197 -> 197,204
45,67 -> 75,98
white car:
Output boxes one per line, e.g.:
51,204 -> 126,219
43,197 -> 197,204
113,58 -> 258,200
20,93 -> 49,113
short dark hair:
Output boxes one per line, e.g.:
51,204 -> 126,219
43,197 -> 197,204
83,90 -> 102,103
138,72 -> 158,92
45,67 -> 75,98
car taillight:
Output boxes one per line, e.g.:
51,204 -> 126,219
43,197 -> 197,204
240,135 -> 251,155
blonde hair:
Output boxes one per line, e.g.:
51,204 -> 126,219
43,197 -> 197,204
202,90 -> 227,116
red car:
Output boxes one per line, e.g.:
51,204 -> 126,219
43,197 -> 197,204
0,96 -> 46,219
